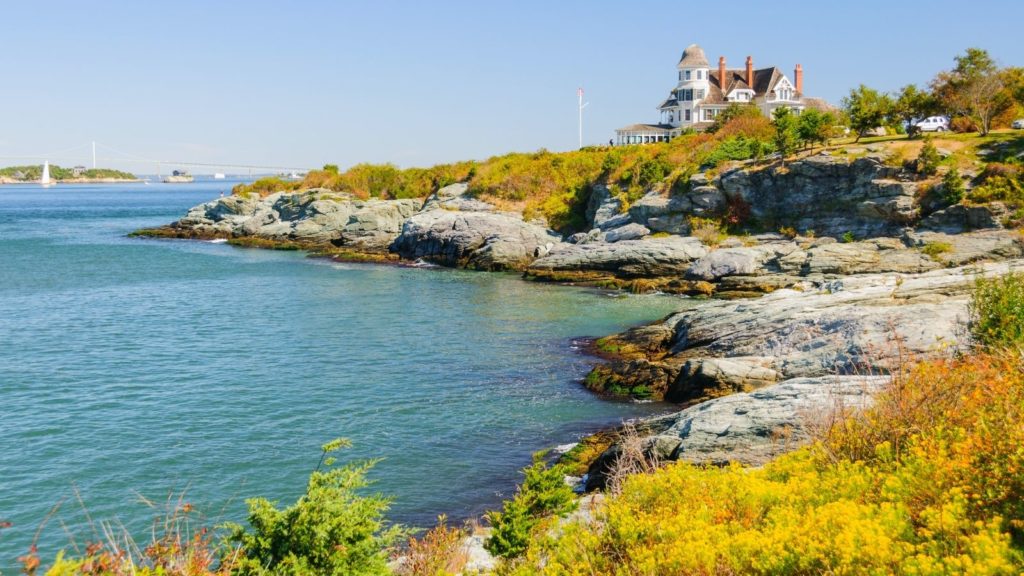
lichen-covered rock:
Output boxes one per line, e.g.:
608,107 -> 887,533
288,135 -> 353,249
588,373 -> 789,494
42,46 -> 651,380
716,155 -> 916,237
420,182 -> 495,212
389,210 -> 561,270
529,236 -> 709,277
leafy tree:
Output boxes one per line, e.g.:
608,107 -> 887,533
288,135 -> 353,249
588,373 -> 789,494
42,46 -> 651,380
772,106 -> 800,161
484,458 -> 577,559
916,138 -> 941,176
796,108 -> 835,149
322,164 -> 340,173
842,84 -> 893,141
892,84 -> 937,136
931,47 -> 1011,135
225,438 -> 404,576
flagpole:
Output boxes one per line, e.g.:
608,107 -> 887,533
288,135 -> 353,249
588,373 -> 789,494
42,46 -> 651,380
577,88 -> 589,149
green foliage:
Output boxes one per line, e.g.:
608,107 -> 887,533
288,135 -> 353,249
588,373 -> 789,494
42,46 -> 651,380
931,48 -> 1013,135
916,138 -> 942,176
970,272 -> 1024,348
224,438 -> 404,576
484,458 -> 577,559
795,108 -> 835,149
842,84 -> 893,141
942,167 -> 966,204
893,84 -> 937,136
322,164 -> 340,173
771,107 -> 800,160
704,136 -> 773,166
841,231 -> 856,243
969,163 -> 1024,205
920,241 -> 953,260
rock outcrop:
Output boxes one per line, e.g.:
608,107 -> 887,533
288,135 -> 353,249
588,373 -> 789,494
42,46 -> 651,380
390,210 -> 561,270
581,259 -> 1024,489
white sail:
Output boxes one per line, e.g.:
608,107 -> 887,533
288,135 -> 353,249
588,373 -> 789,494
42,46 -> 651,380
41,161 -> 52,186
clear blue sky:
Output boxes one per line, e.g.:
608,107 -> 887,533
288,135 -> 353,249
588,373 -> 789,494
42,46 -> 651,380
1,0 -> 1021,172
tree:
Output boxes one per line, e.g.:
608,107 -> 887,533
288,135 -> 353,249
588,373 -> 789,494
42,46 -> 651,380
916,138 -> 941,176
892,84 -> 937,137
931,48 -> 1011,135
842,85 -> 893,141
323,164 -> 340,173
772,106 -> 800,161
796,108 -> 835,150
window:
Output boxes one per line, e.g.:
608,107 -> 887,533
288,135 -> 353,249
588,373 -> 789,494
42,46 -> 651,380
697,70 -> 702,80
685,70 -> 691,80
678,89 -> 693,101
696,89 -> 705,100
679,71 -> 683,81
684,109 -> 691,121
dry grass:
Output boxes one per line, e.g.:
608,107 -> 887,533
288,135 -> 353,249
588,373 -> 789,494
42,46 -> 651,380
605,422 -> 663,497
393,515 -> 469,576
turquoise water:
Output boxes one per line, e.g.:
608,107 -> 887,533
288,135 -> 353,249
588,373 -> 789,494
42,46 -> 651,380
0,182 -> 685,567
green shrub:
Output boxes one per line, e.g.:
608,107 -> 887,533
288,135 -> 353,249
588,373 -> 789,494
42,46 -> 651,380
942,167 -> 966,204
484,458 -> 577,559
970,271 -> 1024,348
225,438 -> 404,575
842,231 -> 856,243
921,241 -> 953,261
916,138 -> 941,176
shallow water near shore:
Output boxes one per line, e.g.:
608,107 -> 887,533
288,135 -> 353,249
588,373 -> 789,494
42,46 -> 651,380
0,182 -> 687,567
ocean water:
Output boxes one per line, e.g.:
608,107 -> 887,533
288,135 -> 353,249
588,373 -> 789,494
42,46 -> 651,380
0,182 -> 686,567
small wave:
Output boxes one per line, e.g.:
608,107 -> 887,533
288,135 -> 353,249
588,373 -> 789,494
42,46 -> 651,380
411,258 -> 440,268
206,238 -> 228,244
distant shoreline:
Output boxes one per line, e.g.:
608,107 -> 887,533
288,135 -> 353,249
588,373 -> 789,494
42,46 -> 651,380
0,177 -> 144,185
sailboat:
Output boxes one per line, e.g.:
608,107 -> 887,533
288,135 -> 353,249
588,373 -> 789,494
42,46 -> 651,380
40,161 -> 53,187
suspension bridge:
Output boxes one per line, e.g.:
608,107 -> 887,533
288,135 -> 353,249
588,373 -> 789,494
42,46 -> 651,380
0,141 -> 315,176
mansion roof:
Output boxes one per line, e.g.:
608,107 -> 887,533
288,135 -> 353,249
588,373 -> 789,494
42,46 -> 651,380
677,44 -> 709,68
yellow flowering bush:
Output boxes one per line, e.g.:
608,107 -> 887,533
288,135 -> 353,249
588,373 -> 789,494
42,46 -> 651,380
508,350 -> 1024,575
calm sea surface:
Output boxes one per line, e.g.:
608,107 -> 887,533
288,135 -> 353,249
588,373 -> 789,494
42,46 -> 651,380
0,181 -> 686,567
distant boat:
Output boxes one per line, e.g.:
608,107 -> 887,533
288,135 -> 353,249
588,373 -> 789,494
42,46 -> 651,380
213,173 -> 226,180
287,171 -> 304,180
40,161 -> 53,187
162,169 -> 194,183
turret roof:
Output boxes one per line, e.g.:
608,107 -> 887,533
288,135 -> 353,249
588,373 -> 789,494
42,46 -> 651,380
677,44 -> 709,68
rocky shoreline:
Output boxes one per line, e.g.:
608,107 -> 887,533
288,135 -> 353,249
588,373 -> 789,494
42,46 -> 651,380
134,152 -> 1024,490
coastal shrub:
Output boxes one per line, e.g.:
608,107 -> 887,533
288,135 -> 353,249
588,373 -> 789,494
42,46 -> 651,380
706,103 -> 764,135
687,216 -> 727,247
484,458 -> 577,559
969,163 -> 1024,205
704,136 -> 773,167
943,167 -> 966,204
224,438 -> 404,576
394,515 -> 468,576
921,240 -> 953,259
916,138 -> 942,176
232,177 -> 302,198
970,271 -> 1024,348
509,348 -> 1024,574
842,231 -> 856,243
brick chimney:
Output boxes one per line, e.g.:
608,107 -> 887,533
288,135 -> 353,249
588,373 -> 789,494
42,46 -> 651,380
745,56 -> 754,87
794,63 -> 804,95
718,56 -> 727,89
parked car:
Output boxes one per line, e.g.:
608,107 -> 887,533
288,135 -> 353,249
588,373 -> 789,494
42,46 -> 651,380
912,116 -> 950,133
1012,119 -> 1024,130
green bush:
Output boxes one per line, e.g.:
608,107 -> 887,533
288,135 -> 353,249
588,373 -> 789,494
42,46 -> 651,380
224,438 -> 404,576
970,271 -> 1024,348
942,167 -> 966,204
484,458 -> 577,559
917,138 -> 941,176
